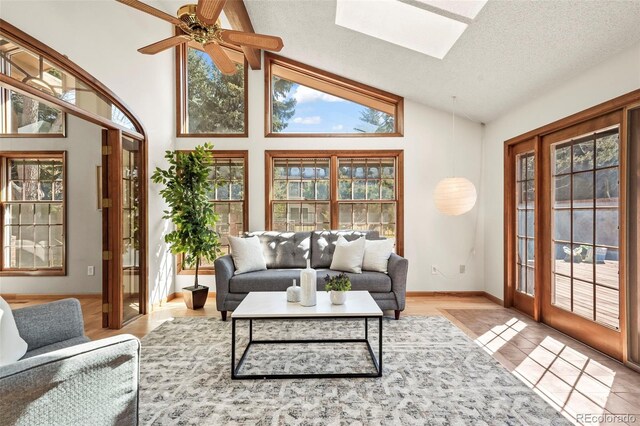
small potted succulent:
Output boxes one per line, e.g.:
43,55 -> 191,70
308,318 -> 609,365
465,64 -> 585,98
324,273 -> 352,305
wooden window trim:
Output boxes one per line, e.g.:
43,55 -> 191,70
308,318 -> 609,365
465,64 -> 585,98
175,36 -> 249,138
264,53 -> 404,138
0,150 -> 67,276
265,150 -> 404,256
176,150 -> 248,275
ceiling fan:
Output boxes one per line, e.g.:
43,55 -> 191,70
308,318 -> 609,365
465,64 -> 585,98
116,0 -> 284,75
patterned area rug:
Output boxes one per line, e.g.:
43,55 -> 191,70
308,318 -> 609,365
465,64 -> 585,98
140,316 -> 568,425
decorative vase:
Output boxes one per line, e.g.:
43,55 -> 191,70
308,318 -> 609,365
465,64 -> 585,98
330,290 -> 347,305
286,279 -> 301,302
300,259 -> 317,306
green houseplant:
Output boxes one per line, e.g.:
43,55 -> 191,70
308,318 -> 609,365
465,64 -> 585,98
151,143 -> 221,309
324,273 -> 352,305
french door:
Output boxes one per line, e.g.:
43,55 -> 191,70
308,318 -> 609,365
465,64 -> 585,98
102,129 -> 147,328
506,110 -> 626,360
540,111 -> 625,359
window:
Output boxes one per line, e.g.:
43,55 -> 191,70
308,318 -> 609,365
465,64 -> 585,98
551,128 -> 620,329
266,151 -> 403,254
176,43 -> 248,137
0,32 -> 134,132
265,54 -> 403,137
0,39 -> 65,136
177,151 -> 248,274
272,158 -> 331,231
0,152 -> 65,275
1,90 -> 65,136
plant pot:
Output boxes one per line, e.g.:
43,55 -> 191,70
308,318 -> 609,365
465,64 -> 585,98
183,285 -> 209,310
329,290 -> 347,305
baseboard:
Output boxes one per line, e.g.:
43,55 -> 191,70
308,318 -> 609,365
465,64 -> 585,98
406,290 -> 504,306
406,291 -> 486,297
172,290 -> 217,299
150,292 -> 177,311
481,291 -> 504,306
0,293 -> 101,300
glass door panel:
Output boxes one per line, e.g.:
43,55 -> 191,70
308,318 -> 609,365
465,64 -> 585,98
122,137 -> 141,323
507,138 -> 537,319
550,129 -> 620,330
516,152 -> 535,296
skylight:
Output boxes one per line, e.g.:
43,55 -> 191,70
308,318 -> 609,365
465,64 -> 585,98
335,0 -> 487,59
416,0 -> 488,19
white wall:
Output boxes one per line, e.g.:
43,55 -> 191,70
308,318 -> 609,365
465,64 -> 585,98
175,70 -> 486,292
0,1 -> 176,305
0,116 -> 103,294
0,0 -> 486,299
482,42 -> 640,299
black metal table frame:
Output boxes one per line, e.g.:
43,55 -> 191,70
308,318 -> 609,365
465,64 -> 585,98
231,316 -> 383,380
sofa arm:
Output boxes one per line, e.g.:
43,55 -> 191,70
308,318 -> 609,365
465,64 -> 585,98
13,298 -> 85,352
0,334 -> 140,426
388,253 -> 408,310
215,255 -> 235,312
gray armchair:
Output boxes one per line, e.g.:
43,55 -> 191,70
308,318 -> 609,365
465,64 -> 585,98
0,299 -> 140,426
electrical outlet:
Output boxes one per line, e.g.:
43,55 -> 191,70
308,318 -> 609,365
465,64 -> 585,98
87,266 -> 95,276
459,264 -> 466,274
431,266 -> 438,275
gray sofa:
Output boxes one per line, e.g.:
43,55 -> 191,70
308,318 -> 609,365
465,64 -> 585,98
215,230 -> 409,321
0,299 -> 140,426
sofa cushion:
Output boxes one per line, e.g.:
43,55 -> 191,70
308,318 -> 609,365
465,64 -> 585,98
228,235 -> 267,275
229,268 -> 391,293
246,231 -> 310,269
21,336 -> 90,359
311,230 -> 380,269
317,269 -> 392,292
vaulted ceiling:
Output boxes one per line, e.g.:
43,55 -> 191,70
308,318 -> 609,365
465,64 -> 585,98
160,0 -> 640,123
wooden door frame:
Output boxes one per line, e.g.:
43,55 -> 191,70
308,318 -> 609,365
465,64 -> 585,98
504,138 -> 540,320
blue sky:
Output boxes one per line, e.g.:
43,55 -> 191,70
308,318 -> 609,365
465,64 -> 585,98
279,83 -> 379,134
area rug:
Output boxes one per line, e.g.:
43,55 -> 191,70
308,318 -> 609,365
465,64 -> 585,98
139,316 -> 568,425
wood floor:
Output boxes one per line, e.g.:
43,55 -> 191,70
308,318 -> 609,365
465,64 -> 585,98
8,294 -> 640,425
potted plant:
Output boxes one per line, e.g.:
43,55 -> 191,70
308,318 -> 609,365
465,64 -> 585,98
324,273 -> 352,305
151,143 -> 221,309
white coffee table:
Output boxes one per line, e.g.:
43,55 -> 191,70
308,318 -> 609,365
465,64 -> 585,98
231,291 -> 383,380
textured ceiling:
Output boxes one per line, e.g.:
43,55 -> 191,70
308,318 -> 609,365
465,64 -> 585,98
158,0 -> 640,123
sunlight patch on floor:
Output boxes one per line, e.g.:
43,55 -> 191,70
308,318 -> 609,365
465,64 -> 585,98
512,336 -> 616,425
474,317 -> 527,354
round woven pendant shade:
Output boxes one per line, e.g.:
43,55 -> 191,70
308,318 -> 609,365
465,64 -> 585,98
433,177 -> 477,216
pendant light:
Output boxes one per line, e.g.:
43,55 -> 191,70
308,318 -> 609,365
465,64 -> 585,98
433,96 -> 477,216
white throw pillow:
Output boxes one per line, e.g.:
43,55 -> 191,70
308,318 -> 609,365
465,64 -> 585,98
363,239 -> 395,273
330,236 -> 366,274
228,235 -> 267,275
0,297 -> 28,366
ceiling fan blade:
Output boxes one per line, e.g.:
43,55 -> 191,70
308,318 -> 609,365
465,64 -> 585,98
196,0 -> 226,25
188,40 -> 205,52
116,0 -> 183,26
203,42 -> 237,75
138,35 -> 190,55
220,30 -> 283,52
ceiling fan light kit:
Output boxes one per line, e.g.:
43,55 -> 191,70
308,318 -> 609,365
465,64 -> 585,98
117,0 -> 284,75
